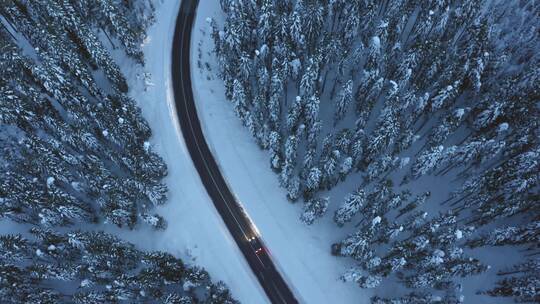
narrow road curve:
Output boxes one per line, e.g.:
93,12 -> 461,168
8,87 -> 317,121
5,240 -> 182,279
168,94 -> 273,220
171,1 -> 298,303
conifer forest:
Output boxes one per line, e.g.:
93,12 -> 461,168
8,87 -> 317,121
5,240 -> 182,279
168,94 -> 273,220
0,0 -> 538,303
0,0 -> 236,302
210,0 -> 539,302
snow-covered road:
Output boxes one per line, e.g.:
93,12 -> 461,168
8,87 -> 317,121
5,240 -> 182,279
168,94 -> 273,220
115,1 -> 268,302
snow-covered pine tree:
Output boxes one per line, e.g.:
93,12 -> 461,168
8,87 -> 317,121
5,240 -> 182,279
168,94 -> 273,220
334,79 -> 353,125
300,196 -> 329,225
467,221 -> 540,249
334,188 -> 366,227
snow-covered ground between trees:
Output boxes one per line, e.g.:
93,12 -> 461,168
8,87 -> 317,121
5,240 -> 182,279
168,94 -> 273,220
190,1 -> 371,303
113,1 -> 268,303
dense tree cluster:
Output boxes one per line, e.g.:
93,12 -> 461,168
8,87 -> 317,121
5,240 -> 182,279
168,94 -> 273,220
1,1 -> 237,302
211,0 -> 539,302
0,230 -> 238,304
482,259 -> 540,303
0,0 -> 166,230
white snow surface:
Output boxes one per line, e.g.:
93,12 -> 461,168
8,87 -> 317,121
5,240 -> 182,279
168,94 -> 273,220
46,176 -> 55,187
113,1 -> 268,303
190,1 -> 371,303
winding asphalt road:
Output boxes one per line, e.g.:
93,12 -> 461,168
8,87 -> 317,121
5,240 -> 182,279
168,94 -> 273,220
172,1 -> 298,303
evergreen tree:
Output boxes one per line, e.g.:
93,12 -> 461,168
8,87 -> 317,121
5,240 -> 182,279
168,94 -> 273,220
334,79 -> 353,125
334,189 -> 366,227
300,196 -> 329,225
467,221 -> 540,248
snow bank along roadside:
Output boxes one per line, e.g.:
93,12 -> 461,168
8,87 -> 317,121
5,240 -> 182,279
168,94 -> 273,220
114,1 -> 268,303
190,1 -> 372,303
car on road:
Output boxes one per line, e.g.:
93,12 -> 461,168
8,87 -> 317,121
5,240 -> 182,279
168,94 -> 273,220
248,236 -> 264,255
